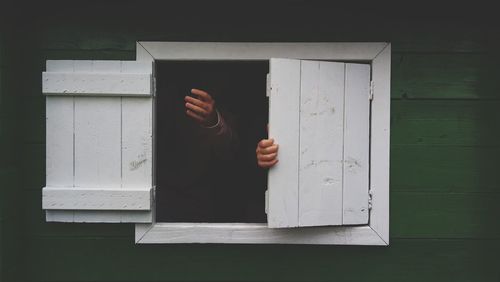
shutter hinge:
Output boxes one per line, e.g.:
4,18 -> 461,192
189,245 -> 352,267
368,190 -> 373,210
369,80 -> 374,100
265,189 -> 269,214
266,73 -> 271,97
153,77 -> 157,95
368,80 -> 375,101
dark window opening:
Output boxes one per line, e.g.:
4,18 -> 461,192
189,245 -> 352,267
155,61 -> 269,223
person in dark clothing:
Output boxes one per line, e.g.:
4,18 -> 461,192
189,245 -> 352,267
156,61 -> 272,223
156,87 -> 239,222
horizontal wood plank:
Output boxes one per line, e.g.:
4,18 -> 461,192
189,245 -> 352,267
42,72 -> 152,96
391,100 -> 500,146
138,224 -> 384,245
42,187 -> 151,210
23,237 -> 500,282
25,188 -> 500,239
392,54 -> 500,99
391,145 -> 500,193
391,192 -> 500,239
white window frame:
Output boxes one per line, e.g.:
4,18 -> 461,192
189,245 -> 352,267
135,42 -> 391,245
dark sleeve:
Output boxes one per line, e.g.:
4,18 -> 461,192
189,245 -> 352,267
200,109 -> 239,161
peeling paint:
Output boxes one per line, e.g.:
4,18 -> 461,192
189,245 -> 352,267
344,157 -> 362,173
129,159 -> 147,171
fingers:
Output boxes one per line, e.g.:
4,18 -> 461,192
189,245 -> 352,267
191,88 -> 212,102
185,102 -> 209,117
258,138 -> 274,148
257,144 -> 278,155
258,159 -> 278,168
256,138 -> 279,169
185,96 -> 209,111
257,152 -> 277,162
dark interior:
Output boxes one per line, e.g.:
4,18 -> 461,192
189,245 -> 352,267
155,60 -> 269,223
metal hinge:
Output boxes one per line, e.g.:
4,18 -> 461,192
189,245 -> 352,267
266,73 -> 271,97
265,189 -> 269,214
369,80 -> 374,100
368,190 -> 373,210
153,77 -> 157,95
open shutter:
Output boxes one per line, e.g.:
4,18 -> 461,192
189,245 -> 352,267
267,58 -> 370,228
42,60 -> 154,223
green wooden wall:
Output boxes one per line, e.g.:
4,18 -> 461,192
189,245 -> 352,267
1,2 -> 499,282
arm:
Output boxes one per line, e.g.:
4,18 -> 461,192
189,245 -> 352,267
184,88 -> 238,159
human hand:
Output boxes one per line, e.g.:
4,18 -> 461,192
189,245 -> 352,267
256,138 -> 279,168
185,88 -> 218,126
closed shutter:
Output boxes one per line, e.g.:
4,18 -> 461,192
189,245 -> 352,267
42,60 -> 154,223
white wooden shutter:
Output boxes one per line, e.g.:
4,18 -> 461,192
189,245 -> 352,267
42,60 -> 154,223
267,58 -> 370,228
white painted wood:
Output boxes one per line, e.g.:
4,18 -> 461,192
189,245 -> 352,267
343,63 -> 371,225
370,44 -> 391,244
267,58 -> 301,228
45,211 -> 151,223
42,187 -> 151,210
43,59 -> 155,223
45,96 -> 75,222
139,42 -> 387,61
73,96 -> 122,222
46,96 -> 74,188
137,223 -> 386,245
135,42 -> 156,223
74,97 -> 121,189
46,60 -> 75,72
136,42 -> 155,62
132,42 -> 391,245
122,98 -> 152,189
299,60 -> 344,227
121,60 -> 153,74
46,211 -> 74,222
42,73 -> 152,96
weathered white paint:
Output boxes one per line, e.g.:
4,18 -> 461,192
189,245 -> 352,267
42,187 -> 151,210
136,223 -> 387,245
42,59 -> 154,223
46,211 -> 152,223
134,42 -> 391,245
369,44 -> 391,244
299,60 -> 344,227
122,98 -> 152,189
342,63 -> 371,225
45,96 -> 75,222
134,42 -> 156,224
46,96 -> 74,188
42,72 -> 152,96
267,58 -> 301,228
74,97 -> 122,189
41,43 -> 390,245
139,42 -> 387,61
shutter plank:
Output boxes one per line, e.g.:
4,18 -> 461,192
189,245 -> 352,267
343,63 -> 371,224
42,73 -> 152,96
42,187 -> 150,210
74,97 -> 122,221
299,61 -> 344,227
46,96 -> 74,188
122,98 -> 152,188
45,96 -> 75,222
267,58 -> 301,228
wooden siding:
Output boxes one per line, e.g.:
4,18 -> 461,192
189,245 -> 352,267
1,2 -> 500,282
